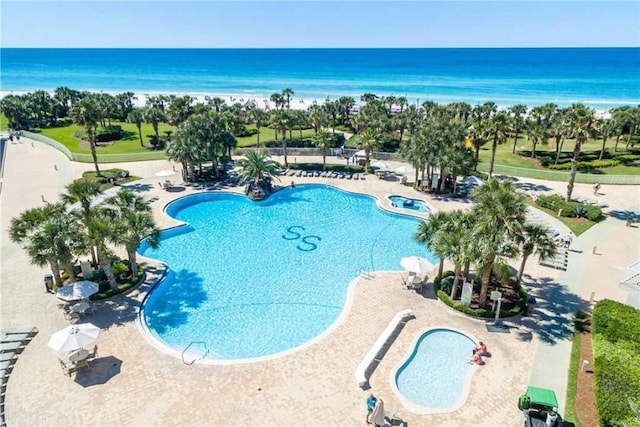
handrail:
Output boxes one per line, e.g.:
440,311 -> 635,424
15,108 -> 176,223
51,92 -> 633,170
181,341 -> 209,365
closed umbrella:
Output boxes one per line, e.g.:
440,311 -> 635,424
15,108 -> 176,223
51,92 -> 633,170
56,280 -> 99,301
370,399 -> 385,427
155,170 -> 176,178
400,256 -> 435,274
48,323 -> 100,352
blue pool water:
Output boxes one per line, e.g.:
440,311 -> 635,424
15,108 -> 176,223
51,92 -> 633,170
395,329 -> 476,409
139,185 -> 436,360
388,195 -> 430,213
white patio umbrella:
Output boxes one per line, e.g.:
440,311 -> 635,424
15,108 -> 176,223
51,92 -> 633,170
372,161 -> 389,170
370,399 -> 386,427
400,256 -> 435,275
155,170 -> 176,178
56,280 -> 99,301
394,166 -> 409,175
354,149 -> 366,157
48,323 -> 100,352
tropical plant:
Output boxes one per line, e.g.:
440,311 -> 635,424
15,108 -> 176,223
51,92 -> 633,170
70,95 -> 102,175
144,107 -> 165,145
127,109 -> 145,147
509,104 -> 528,153
313,129 -> 333,171
61,178 -> 103,265
486,112 -> 509,178
414,211 -> 451,280
358,129 -> 380,173
237,150 -> 281,185
514,224 -> 558,288
565,104 -> 595,201
470,179 -> 527,304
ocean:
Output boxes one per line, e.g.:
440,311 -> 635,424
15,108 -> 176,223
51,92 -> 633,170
1,48 -> 639,109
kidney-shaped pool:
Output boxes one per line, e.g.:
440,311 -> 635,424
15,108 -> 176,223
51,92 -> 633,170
393,328 -> 478,413
139,184 -> 436,362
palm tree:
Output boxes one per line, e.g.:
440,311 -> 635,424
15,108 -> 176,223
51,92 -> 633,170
471,179 -> 527,305
9,203 -> 83,288
440,210 -> 475,299
237,150 -> 281,185
466,120 -> 489,168
594,118 -> 616,160
70,96 -> 102,175
514,224 -> 558,288
414,211 -> 451,280
509,104 -> 528,153
127,109 -> 145,147
271,110 -> 291,165
282,88 -> 295,110
565,104 -> 595,201
105,190 -> 158,278
88,212 -> 119,290
486,112 -> 509,178
250,109 -> 269,147
526,121 -> 547,159
313,130 -> 333,171
168,126 -> 200,181
145,107 -> 165,146
358,129 -> 380,173
62,178 -> 103,265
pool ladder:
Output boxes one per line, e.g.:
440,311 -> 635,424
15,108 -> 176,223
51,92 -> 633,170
356,268 -> 374,279
181,341 -> 209,365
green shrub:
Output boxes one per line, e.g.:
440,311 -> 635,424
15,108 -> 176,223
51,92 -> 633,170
612,153 -> 640,163
95,125 -> 123,142
536,194 -> 603,221
592,300 -> 640,426
547,159 -> 620,170
436,287 -> 527,319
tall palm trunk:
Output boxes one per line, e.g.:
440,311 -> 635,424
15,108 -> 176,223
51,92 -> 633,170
512,133 -> 520,153
555,136 -> 565,165
256,125 -> 261,147
48,259 -> 63,288
479,258 -> 493,306
488,138 -> 498,178
613,135 -> 621,152
566,137 -> 583,201
516,253 -> 530,289
137,125 -> 143,147
66,260 -> 76,283
282,140 -> 288,166
127,250 -> 138,278
87,127 -> 101,176
99,257 -> 118,290
437,258 -> 444,280
599,136 -> 608,160
625,130 -> 633,149
450,264 -> 462,299
531,139 -> 537,159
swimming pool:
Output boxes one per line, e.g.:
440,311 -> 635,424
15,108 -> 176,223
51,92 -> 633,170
139,185 -> 436,361
393,328 -> 477,413
388,195 -> 430,213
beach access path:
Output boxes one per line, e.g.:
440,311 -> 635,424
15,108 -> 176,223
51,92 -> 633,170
1,137 -> 638,426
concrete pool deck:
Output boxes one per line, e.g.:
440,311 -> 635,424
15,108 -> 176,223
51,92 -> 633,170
1,139 -> 638,426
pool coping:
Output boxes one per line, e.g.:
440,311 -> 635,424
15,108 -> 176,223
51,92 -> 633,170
389,326 -> 481,415
134,184 -> 435,365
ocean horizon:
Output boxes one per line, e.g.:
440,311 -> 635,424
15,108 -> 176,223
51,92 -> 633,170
1,47 -> 639,109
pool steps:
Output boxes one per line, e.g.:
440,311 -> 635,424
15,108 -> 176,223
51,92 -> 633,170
355,309 -> 413,388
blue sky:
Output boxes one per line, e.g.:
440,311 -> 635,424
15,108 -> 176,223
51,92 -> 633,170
2,1 -> 639,48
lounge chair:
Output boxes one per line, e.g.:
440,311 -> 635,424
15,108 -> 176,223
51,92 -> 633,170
0,353 -> 17,364
0,333 -> 32,344
1,327 -> 38,336
0,342 -> 24,354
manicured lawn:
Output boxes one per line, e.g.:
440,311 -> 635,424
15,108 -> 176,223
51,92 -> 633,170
36,121 -> 174,155
0,112 -> 7,131
236,126 -> 317,147
529,201 -> 599,236
478,136 -> 640,175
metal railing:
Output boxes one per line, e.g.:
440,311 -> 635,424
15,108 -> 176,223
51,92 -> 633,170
21,131 -> 167,163
477,163 -> 640,185
181,341 -> 209,365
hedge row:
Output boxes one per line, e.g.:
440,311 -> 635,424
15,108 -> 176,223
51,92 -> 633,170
547,159 -> 620,170
592,300 -> 640,427
436,289 -> 527,318
536,194 -> 603,221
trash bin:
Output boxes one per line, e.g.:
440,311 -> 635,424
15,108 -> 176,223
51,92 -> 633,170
44,274 -> 54,293
525,295 -> 537,316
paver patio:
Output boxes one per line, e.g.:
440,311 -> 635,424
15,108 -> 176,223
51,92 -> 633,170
1,138 -> 638,426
